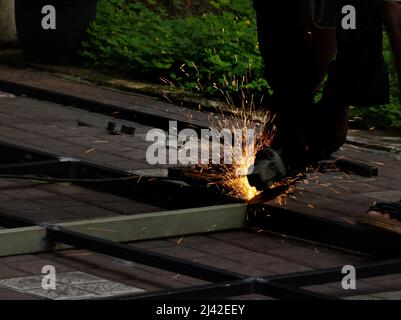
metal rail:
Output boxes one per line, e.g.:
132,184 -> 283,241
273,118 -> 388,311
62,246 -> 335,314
0,141 -> 399,299
248,204 -> 401,258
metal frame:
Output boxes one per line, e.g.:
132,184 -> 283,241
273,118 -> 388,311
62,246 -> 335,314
0,141 -> 400,299
0,211 -> 336,300
2,210 -> 400,300
0,77 -> 398,300
0,78 -> 204,134
0,204 -> 247,257
247,204 -> 401,258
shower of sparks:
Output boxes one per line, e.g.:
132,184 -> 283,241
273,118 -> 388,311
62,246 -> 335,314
213,108 -> 274,200
187,90 -> 276,201
164,68 -> 281,201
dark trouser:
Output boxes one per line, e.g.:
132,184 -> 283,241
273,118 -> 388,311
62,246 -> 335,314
253,0 -> 390,166
254,1 -> 336,115
254,0 -> 389,111
324,0 -> 390,107
254,1 -> 337,166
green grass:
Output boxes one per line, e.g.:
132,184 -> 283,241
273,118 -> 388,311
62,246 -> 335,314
349,34 -> 401,131
81,0 -> 267,95
81,0 -> 401,131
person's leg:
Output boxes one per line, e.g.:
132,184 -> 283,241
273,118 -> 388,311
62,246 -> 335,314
254,1 -> 336,168
382,1 -> 401,92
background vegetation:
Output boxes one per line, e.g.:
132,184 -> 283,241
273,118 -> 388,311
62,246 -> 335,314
81,0 -> 401,131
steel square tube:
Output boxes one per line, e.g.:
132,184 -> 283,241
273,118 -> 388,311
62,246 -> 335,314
46,226 -> 246,283
248,204 -> 401,258
266,258 -> 401,287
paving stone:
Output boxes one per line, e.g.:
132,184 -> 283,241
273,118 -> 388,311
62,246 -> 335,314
26,285 -> 95,300
228,294 -> 275,300
370,290 -> 401,300
56,272 -> 107,285
0,67 -> 399,298
229,266 -> 273,278
0,200 -> 44,211
301,255 -> 370,269
32,197 -> 85,208
0,254 -> 42,264
1,189 -> 53,200
0,275 -> 43,290
225,252 -> 287,267
0,271 -> 146,300
150,246 -> 209,259
305,284 -> 355,298
192,256 -> 244,270
16,208 -> 78,223
62,205 -> 121,219
73,281 -> 144,297
130,240 -> 175,250
187,242 -> 252,256
97,200 -> 163,215
0,288 -> 39,300
0,265 -> 29,279
9,259 -> 74,275
260,262 -> 313,275
344,294 -> 384,300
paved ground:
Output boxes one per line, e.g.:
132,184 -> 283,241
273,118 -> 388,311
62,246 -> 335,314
0,65 -> 400,299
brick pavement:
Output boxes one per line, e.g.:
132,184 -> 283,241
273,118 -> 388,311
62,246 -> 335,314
0,70 -> 399,299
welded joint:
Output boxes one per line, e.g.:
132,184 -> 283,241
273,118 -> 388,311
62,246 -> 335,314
39,222 -> 62,232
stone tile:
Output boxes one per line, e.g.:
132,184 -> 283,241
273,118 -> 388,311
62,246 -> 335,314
344,294 -> 384,300
16,208 -> 78,223
0,275 -> 43,290
32,197 -> 84,208
26,285 -> 95,300
73,281 -> 144,297
0,265 -> 29,279
0,200 -> 44,211
1,189 -> 53,200
167,235 -> 216,245
0,255 -> 41,264
56,272 -> 107,285
62,205 -> 120,219
187,242 -> 251,256
192,256 -> 244,270
9,259 -> 74,275
150,246 -> 208,259
224,252 -> 287,267
0,271 -> 146,300
130,240 -> 174,250
371,290 -> 401,300
0,288 -> 39,300
262,262 -> 313,275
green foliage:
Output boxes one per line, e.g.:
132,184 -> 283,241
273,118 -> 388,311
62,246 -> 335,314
81,0 -> 267,95
350,34 -> 401,131
81,0 -> 401,130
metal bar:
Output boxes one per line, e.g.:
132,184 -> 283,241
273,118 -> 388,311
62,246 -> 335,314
112,278 -> 334,301
0,204 -> 246,257
0,79 -> 204,133
266,258 -> 401,287
113,279 -> 257,301
0,210 -> 36,228
46,225 -> 246,283
0,160 -> 65,176
248,204 -> 401,258
255,280 -> 335,300
336,158 -> 378,177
